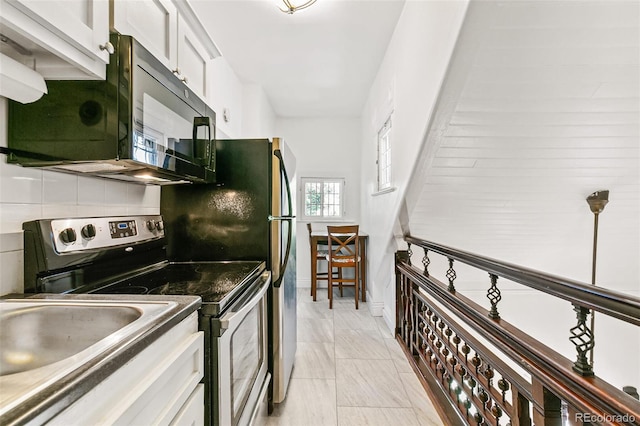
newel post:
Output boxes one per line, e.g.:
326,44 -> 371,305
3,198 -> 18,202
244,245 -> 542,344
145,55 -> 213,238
532,378 -> 562,426
395,251 -> 409,341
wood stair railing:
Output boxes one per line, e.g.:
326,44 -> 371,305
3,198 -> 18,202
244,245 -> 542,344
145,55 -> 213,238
395,236 -> 640,426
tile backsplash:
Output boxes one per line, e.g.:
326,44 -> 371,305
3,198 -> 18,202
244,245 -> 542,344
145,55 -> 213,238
0,97 -> 160,295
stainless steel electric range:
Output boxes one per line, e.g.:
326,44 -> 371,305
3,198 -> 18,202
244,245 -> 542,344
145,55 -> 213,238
22,215 -> 270,426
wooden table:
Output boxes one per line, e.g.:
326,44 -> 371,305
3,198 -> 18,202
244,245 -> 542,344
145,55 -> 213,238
310,230 -> 368,302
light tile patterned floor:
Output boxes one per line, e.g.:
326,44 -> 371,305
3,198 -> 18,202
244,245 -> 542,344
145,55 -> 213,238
266,289 -> 444,426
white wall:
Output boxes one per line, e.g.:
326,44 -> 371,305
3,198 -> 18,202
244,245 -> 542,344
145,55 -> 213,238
209,57 -> 278,139
0,97 -> 161,296
209,56 -> 244,138
275,117 -> 362,294
359,1 -> 470,320
242,84 -> 277,138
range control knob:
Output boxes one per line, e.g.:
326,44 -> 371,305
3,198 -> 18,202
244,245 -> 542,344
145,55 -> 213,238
156,220 -> 164,232
59,228 -> 77,245
146,220 -> 156,231
81,224 -> 96,240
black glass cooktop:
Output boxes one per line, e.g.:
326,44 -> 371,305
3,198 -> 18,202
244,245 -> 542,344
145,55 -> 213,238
92,260 -> 265,315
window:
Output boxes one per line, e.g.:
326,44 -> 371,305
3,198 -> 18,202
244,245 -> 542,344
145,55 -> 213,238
377,117 -> 392,191
301,177 -> 345,219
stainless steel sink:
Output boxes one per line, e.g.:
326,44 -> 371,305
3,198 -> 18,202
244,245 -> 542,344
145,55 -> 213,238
0,298 -> 180,419
1,305 -> 142,375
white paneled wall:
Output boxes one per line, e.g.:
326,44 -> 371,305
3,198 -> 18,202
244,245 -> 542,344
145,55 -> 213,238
388,0 -> 639,390
0,97 -> 160,296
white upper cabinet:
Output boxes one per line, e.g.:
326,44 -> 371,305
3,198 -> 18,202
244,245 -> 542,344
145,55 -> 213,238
111,0 -> 220,102
0,0 -> 221,104
0,0 -> 110,79
176,13 -> 209,101
110,0 -> 177,70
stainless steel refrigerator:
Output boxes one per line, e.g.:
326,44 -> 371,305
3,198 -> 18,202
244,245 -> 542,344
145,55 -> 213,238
161,137 -> 297,408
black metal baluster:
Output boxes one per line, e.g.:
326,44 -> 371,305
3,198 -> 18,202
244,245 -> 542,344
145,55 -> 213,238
407,243 -> 412,266
422,248 -> 430,276
446,257 -> 457,292
487,274 -> 502,319
569,304 -> 595,376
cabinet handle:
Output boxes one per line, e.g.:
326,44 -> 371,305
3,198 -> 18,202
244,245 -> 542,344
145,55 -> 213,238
181,76 -> 188,84
172,68 -> 181,75
99,42 -> 115,54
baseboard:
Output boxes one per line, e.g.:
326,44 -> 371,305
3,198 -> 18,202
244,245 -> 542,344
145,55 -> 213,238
298,279 -> 328,289
382,306 -> 394,332
298,279 -> 311,289
367,297 -> 384,316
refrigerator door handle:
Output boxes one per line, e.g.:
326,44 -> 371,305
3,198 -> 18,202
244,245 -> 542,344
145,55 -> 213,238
268,215 -> 296,221
273,218 -> 292,288
273,148 -> 294,288
274,149 -> 293,217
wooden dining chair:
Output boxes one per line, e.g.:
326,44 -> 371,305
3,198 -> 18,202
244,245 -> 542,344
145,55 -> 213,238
326,225 -> 360,309
308,223 -> 335,301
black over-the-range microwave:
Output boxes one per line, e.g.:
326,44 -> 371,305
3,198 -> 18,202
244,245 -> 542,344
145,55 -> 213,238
7,33 -> 216,184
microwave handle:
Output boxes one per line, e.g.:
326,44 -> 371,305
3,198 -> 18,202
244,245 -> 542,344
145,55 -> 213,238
192,117 -> 213,167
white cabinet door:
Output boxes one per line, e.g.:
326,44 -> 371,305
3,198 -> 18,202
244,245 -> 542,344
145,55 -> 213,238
111,1 -> 215,102
0,0 -> 110,78
176,13 -> 209,102
49,312 -> 204,426
110,0 -> 178,71
170,384 -> 205,425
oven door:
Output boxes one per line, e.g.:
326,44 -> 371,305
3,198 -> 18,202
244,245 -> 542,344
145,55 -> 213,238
215,271 -> 270,426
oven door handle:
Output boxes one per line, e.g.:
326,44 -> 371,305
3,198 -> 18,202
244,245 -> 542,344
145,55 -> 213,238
219,272 -> 271,335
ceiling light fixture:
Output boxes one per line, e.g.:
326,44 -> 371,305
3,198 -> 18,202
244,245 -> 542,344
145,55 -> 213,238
279,0 -> 317,14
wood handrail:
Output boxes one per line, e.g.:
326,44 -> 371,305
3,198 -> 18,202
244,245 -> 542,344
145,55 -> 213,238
397,260 -> 640,422
405,236 -> 640,326
396,237 -> 640,424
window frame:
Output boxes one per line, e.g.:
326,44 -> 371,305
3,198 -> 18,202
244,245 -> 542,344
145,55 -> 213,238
299,177 -> 346,221
377,116 -> 392,192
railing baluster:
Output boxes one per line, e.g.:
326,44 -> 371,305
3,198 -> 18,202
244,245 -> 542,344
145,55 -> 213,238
422,247 -> 430,276
407,242 -> 412,266
569,304 -> 594,376
487,273 -> 502,319
497,378 -> 510,404
394,238 -> 640,425
446,257 -> 457,292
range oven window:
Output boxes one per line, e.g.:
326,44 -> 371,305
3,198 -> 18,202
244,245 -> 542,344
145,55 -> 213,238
230,301 -> 263,423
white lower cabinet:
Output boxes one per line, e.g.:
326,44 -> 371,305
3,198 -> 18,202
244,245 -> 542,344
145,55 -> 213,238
49,312 -> 204,425
170,384 -> 204,426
